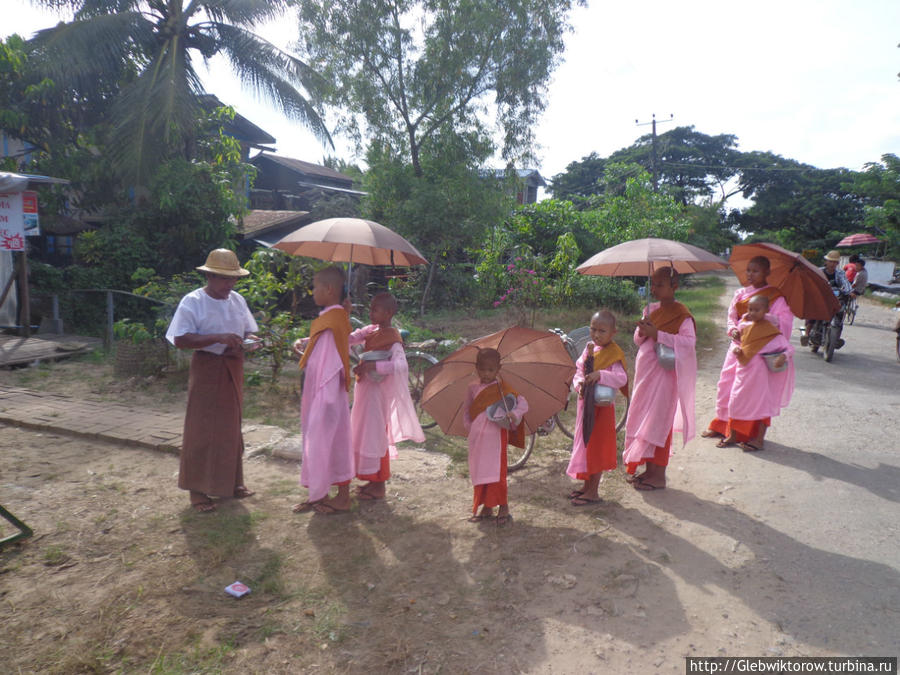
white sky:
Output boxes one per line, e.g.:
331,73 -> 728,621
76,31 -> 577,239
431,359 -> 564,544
4,0 -> 900,186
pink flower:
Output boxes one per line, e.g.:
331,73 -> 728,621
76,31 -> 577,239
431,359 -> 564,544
528,269 -> 535,275
493,300 -> 501,307
515,256 -> 522,261
506,264 -> 514,271
533,279 -> 539,285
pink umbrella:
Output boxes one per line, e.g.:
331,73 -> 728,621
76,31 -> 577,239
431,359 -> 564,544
272,217 -> 428,266
836,233 -> 880,247
576,238 -> 729,276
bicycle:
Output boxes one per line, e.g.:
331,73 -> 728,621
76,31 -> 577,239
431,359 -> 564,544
507,326 -> 630,472
844,294 -> 858,325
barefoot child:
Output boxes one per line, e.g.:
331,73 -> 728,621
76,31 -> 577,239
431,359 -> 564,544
349,292 -> 425,500
566,310 -> 627,505
292,266 -> 354,515
716,294 -> 794,452
624,268 -> 697,491
463,348 -> 528,526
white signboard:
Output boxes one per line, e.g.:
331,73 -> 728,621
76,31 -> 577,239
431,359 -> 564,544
0,192 -> 25,251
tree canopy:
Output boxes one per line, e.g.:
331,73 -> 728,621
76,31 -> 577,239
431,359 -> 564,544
26,0 -> 331,183
293,0 -> 584,176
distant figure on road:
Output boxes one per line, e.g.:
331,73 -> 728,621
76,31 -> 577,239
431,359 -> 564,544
852,258 -> 868,298
166,249 -> 259,513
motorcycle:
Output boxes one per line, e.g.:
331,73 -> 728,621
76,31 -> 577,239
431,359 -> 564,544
800,294 -> 848,363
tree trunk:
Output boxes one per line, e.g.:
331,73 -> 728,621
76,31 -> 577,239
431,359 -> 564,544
419,262 -> 436,317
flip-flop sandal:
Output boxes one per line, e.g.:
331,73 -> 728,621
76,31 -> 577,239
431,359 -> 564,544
715,439 -> 735,448
495,514 -> 513,527
567,489 -> 585,499
633,480 -> 664,491
624,473 -> 645,484
313,502 -> 350,515
571,496 -> 602,506
701,429 -> 723,438
233,486 -> 255,498
192,501 -> 216,513
357,488 -> 384,501
740,442 -> 763,452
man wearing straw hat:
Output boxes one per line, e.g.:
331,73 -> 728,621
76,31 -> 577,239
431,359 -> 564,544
166,249 -> 260,512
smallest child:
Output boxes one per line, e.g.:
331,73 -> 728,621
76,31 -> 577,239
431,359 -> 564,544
463,348 -> 528,527
566,310 -> 628,505
718,294 -> 793,451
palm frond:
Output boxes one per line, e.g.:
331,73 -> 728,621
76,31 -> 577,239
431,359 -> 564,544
198,0 -> 292,26
212,23 -> 333,147
30,10 -> 155,87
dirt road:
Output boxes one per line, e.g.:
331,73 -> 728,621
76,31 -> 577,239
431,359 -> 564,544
1,285 -> 898,673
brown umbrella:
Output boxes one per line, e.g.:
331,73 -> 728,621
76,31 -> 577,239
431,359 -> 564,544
576,237 -> 730,276
421,325 -> 576,437
272,217 -> 428,266
729,243 -> 840,320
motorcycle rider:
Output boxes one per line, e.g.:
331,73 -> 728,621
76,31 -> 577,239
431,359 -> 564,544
802,250 -> 853,349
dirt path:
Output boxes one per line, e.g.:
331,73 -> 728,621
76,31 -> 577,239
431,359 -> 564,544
1,286 -> 898,673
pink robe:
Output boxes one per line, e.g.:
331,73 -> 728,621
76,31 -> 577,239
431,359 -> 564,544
623,302 -> 697,466
714,285 -> 793,421
300,306 -> 354,502
463,380 -> 528,486
727,326 -> 795,421
566,345 -> 627,479
349,326 -> 425,475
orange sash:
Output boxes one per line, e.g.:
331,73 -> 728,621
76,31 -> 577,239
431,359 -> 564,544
298,307 -> 352,391
588,341 -> 628,396
735,286 -> 783,319
649,301 -> 694,334
736,320 -> 780,365
469,380 -> 525,448
364,326 -> 402,352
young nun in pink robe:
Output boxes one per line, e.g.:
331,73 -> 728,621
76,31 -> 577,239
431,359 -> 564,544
719,294 -> 795,452
349,293 -> 425,500
293,267 -> 355,515
704,255 -> 793,444
623,268 -> 697,491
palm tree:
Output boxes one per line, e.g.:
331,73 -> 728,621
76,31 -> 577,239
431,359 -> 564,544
28,0 -> 332,183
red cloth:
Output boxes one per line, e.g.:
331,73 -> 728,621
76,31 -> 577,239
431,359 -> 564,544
708,417 -> 770,443
575,404 -> 617,478
357,453 -> 391,482
844,264 -> 857,283
625,430 -> 672,474
472,429 -> 508,512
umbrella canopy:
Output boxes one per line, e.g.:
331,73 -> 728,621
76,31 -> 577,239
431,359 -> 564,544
272,217 -> 428,266
421,325 -> 576,437
836,233 -> 880,247
729,243 -> 841,320
576,238 -> 729,276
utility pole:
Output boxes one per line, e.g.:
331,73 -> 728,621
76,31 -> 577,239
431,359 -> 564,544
635,113 -> 674,190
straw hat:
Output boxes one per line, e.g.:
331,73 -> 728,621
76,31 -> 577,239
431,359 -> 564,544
196,249 -> 250,277
823,250 -> 841,262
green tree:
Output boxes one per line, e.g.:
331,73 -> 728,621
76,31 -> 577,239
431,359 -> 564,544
735,152 -> 863,251
293,0 -> 584,175
852,153 -> 900,257
27,0 -> 331,183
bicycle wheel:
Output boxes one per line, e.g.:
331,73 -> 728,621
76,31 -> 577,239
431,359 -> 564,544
507,432 -> 537,472
405,351 -> 439,429
847,297 -> 858,325
823,324 -> 835,362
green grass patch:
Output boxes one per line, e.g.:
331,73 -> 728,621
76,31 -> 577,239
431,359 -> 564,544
147,642 -> 237,675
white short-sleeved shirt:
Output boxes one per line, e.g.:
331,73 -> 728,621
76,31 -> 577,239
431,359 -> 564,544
165,287 -> 258,355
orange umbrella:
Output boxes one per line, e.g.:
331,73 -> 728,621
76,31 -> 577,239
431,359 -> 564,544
729,243 -> 840,320
576,237 -> 729,276
421,325 -> 576,437
272,217 -> 427,266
